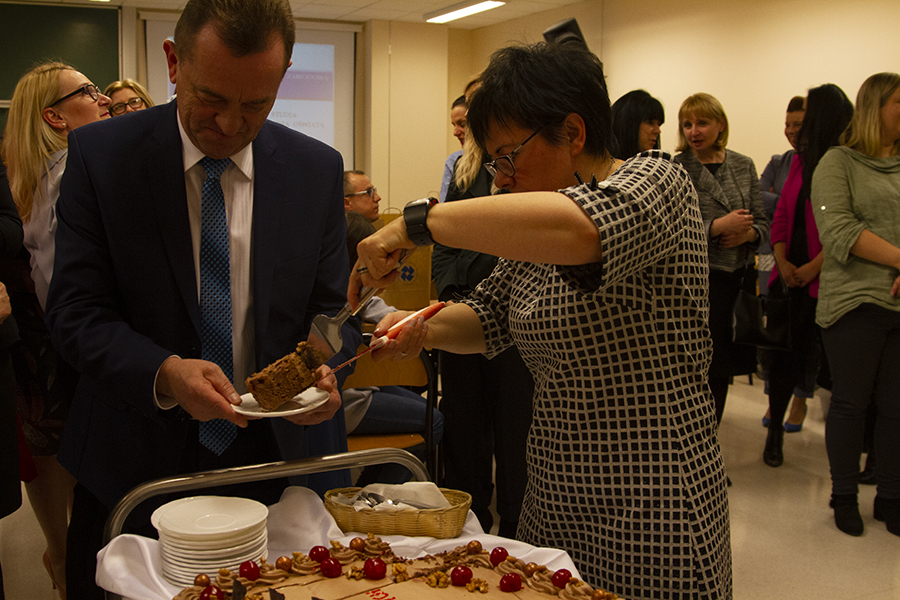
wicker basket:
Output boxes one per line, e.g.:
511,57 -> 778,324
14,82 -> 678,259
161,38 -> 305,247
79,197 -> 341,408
324,487 -> 471,539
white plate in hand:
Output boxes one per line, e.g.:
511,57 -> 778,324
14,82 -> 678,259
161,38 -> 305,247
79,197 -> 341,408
234,386 -> 329,417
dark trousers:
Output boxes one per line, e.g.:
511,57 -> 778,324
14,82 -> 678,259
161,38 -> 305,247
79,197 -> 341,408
764,287 -> 821,425
439,347 -> 533,538
822,304 -> 900,497
66,418 -> 290,600
707,269 -> 757,425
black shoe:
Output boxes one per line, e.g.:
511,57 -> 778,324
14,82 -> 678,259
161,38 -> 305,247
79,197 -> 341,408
830,494 -> 864,536
763,425 -> 784,467
874,496 -> 900,536
859,453 -> 877,485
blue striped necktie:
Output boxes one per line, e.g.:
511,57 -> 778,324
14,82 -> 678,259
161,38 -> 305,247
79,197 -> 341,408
197,156 -> 238,455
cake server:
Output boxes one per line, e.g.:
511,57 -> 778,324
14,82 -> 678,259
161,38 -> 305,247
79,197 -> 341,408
307,250 -> 409,359
316,302 -> 445,380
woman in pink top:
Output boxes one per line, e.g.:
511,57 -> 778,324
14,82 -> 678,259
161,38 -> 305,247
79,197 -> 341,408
761,83 -> 853,467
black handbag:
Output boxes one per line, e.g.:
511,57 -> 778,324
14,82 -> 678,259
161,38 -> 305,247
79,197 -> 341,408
732,269 -> 792,351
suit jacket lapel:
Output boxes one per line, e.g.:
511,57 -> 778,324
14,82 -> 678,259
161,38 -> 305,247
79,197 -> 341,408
147,101 -> 202,337
250,124 -> 285,357
685,152 -> 731,210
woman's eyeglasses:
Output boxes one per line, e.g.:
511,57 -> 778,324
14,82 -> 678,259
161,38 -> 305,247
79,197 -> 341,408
484,127 -> 545,178
48,84 -> 101,108
109,97 -> 145,116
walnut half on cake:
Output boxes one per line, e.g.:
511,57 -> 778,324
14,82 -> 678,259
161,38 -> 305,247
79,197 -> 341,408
245,342 -> 326,411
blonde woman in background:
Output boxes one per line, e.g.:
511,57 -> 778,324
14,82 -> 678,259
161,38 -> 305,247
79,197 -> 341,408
432,82 -> 534,538
674,93 -> 769,447
104,78 -> 153,117
813,72 -> 900,537
1,61 -> 110,598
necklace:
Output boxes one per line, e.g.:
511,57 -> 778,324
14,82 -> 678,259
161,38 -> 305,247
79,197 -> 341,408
603,157 -> 618,180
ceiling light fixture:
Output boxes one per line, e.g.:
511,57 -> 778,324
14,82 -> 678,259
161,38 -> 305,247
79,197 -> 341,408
425,1 -> 505,24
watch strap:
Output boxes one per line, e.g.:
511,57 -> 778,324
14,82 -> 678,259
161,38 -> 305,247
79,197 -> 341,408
404,197 -> 438,246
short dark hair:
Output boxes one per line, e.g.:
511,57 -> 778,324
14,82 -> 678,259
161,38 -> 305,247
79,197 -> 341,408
610,89 -> 665,159
467,42 -> 612,159
343,169 -> 366,196
451,95 -> 467,110
787,95 -> 805,113
174,0 -> 295,69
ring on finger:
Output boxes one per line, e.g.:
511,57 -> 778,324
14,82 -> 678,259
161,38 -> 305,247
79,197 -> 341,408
356,266 -> 368,274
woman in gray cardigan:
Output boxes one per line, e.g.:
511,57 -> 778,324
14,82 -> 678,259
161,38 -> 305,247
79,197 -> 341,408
812,72 -> 900,537
674,93 -> 769,435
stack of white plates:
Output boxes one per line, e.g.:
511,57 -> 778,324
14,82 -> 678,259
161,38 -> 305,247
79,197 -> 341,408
151,496 -> 269,587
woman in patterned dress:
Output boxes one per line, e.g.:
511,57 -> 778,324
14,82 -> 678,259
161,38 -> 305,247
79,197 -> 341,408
351,42 -> 731,600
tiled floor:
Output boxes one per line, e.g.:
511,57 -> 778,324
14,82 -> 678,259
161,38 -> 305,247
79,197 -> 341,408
2,376 -> 898,599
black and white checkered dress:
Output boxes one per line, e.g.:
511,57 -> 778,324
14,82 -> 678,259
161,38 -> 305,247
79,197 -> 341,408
464,152 -> 732,599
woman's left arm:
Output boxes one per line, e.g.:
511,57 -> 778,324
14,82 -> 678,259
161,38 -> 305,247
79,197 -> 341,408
350,191 -> 602,303
851,231 -> 900,297
849,230 -> 900,272
745,158 -> 769,248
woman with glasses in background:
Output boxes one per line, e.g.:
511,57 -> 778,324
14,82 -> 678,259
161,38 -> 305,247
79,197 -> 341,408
104,78 -> 154,117
351,42 -> 730,600
1,62 -> 110,598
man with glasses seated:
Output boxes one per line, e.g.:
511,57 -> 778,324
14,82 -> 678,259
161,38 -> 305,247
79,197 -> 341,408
104,78 -> 154,117
343,169 -> 382,224
342,169 -> 444,484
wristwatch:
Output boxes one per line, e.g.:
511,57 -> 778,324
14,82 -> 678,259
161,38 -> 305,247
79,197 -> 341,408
403,197 -> 438,246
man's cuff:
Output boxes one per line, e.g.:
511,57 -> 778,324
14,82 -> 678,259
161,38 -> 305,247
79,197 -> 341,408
154,355 -> 180,410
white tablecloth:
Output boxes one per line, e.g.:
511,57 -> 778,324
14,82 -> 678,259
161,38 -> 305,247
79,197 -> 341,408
97,486 -> 580,600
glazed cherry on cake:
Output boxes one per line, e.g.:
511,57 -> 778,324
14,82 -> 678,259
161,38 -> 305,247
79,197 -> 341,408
551,568 -> 572,588
198,585 -> 224,600
489,546 -> 509,566
239,560 -> 261,581
308,545 -> 330,562
499,572 -> 522,592
363,558 -> 387,580
320,557 -> 342,578
450,565 -> 473,586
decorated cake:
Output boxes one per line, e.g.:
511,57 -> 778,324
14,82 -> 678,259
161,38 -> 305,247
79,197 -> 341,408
173,535 -> 619,600
245,342 -> 326,411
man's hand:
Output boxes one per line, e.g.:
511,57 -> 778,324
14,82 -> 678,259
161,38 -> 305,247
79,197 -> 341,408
157,357 -> 249,427
282,365 -> 341,426
0,282 -> 10,325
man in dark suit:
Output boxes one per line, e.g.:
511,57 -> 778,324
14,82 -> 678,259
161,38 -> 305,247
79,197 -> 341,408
45,0 -> 360,597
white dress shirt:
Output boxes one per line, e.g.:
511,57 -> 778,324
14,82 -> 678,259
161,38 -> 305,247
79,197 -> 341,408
24,148 -> 67,310
178,114 -> 256,394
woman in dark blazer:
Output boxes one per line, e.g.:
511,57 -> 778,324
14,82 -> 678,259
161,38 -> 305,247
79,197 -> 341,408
674,93 -> 769,438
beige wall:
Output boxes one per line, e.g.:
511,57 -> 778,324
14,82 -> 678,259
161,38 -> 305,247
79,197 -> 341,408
447,0 -> 900,173
123,0 -> 900,211
360,21 -> 449,212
